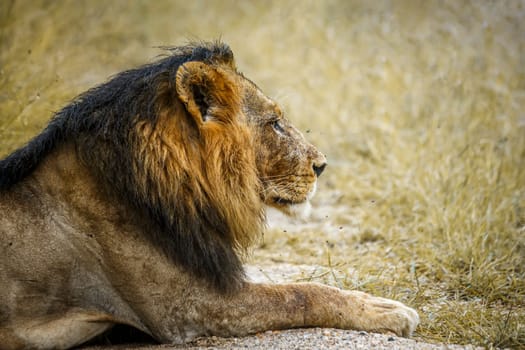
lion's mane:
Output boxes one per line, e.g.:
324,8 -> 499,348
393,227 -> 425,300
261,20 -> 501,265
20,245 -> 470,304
0,42 -> 264,292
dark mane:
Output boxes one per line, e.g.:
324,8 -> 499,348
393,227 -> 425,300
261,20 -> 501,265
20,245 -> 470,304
0,42 -> 258,292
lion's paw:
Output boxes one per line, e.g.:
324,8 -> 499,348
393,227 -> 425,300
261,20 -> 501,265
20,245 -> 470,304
346,291 -> 420,337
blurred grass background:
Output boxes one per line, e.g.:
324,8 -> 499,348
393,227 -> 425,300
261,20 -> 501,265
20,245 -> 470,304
1,0 -> 524,348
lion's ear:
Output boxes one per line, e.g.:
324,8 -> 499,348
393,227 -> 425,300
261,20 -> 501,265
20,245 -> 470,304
175,61 -> 239,125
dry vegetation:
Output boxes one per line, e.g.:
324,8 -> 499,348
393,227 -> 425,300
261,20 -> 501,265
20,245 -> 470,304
1,0 -> 524,348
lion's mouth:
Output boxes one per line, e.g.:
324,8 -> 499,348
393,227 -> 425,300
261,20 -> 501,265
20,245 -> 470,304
272,197 -> 305,206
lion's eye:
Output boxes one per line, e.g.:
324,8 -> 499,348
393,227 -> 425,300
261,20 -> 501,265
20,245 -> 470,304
272,120 -> 285,134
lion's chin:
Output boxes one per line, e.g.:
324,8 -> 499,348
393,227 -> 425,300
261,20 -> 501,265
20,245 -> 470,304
272,200 -> 312,219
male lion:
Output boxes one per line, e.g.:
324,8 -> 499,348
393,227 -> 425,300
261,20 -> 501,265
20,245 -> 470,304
0,42 -> 419,349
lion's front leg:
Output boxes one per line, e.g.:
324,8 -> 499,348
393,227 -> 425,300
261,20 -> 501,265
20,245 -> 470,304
190,282 -> 419,339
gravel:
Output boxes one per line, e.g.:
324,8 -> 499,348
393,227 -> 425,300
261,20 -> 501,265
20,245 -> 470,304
82,328 -> 482,350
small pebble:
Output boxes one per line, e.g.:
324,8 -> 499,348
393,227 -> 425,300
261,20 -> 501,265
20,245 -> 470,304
388,336 -> 395,341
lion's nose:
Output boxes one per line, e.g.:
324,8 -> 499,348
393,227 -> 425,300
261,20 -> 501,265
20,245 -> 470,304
313,162 -> 327,177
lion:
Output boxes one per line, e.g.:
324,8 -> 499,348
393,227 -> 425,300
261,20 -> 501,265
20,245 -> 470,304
0,42 -> 419,349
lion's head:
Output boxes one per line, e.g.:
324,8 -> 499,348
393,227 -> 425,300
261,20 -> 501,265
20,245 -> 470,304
0,42 -> 326,292
172,47 -> 326,216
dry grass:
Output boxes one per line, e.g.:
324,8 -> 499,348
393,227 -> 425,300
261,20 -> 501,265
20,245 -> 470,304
1,0 -> 524,348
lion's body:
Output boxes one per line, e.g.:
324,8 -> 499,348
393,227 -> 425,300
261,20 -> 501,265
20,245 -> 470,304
0,42 -> 418,349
